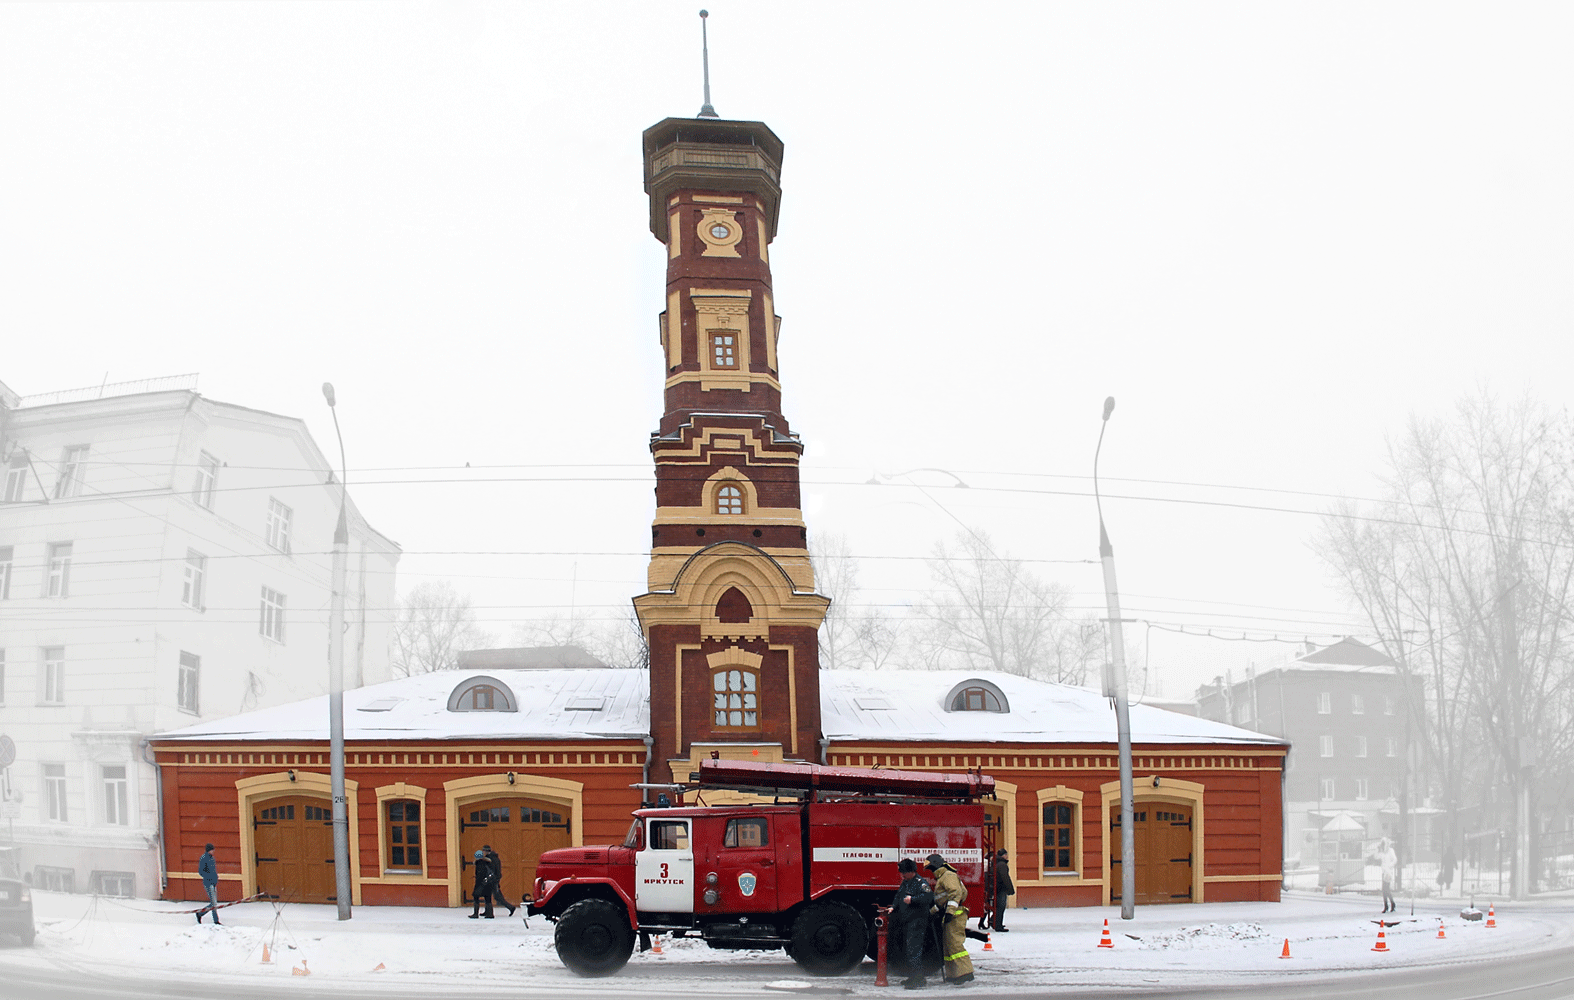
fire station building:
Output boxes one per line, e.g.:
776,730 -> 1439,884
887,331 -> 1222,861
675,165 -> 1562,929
152,109 -> 1287,910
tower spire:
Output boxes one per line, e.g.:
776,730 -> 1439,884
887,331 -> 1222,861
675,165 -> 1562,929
697,10 -> 718,118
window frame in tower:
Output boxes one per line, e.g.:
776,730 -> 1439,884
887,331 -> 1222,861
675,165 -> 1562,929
715,484 -> 744,516
712,666 -> 760,731
710,331 -> 740,370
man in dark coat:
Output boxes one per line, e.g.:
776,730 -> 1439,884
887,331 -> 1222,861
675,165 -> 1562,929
195,843 -> 221,924
483,845 -> 516,916
991,849 -> 1014,932
469,849 -> 495,918
890,857 -> 934,989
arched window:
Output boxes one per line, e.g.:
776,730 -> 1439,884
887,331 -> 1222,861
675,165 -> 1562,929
446,675 -> 519,712
944,678 -> 1010,713
716,586 -> 753,624
716,484 -> 744,515
386,800 -> 422,870
713,667 -> 759,729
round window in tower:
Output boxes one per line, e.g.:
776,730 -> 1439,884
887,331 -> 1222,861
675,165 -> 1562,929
710,223 -> 732,240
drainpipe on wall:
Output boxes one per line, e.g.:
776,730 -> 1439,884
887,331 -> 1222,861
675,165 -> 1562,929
140,739 -> 167,897
642,735 -> 653,791
818,737 -> 830,765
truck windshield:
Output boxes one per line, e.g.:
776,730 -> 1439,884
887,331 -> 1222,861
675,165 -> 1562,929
622,818 -> 642,850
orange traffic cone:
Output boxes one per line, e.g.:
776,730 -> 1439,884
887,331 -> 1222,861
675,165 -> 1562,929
1486,905 -> 1496,928
291,960 -> 312,976
260,942 -> 274,965
1098,918 -> 1115,949
651,935 -> 664,955
983,934 -> 994,952
1280,938 -> 1292,959
1371,927 -> 1390,953
1437,920 -> 1446,939
371,963 -> 386,973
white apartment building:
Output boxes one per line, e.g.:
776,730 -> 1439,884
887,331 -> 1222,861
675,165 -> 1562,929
0,375 -> 400,897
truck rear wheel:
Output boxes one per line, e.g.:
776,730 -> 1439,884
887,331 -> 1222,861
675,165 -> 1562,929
790,901 -> 867,976
554,899 -> 634,977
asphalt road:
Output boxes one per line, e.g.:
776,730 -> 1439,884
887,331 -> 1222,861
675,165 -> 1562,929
4,941 -> 1574,1000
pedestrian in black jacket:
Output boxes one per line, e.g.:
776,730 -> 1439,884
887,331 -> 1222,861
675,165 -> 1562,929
484,845 -> 516,916
469,850 -> 495,918
992,849 -> 1015,931
890,857 -> 934,990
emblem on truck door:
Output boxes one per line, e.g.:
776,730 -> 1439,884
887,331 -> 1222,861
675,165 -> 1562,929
738,873 -> 757,897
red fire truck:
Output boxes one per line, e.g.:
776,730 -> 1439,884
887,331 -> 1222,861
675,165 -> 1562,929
527,757 -> 996,977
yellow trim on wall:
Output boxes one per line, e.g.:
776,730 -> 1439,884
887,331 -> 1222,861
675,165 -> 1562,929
1099,776 -> 1206,906
762,292 -> 776,368
234,771 -> 362,906
666,291 -> 682,369
991,778 -> 1017,907
757,216 -> 769,264
693,194 -> 744,204
636,542 -> 829,640
374,781 -> 430,880
697,208 -> 744,258
668,213 -> 681,259
769,643 -> 799,756
673,643 -> 704,756
1203,874 -> 1283,882
441,773 -> 584,908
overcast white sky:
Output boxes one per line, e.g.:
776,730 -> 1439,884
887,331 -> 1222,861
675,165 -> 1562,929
3,2 -> 1570,698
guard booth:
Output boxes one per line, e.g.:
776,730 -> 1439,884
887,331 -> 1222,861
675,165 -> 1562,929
1316,811 -> 1367,890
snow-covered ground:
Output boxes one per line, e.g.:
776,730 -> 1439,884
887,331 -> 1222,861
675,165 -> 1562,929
0,890 -> 1567,997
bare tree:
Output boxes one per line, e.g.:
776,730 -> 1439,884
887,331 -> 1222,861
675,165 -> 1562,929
1316,394 -> 1574,885
913,529 -> 1094,680
391,580 -> 493,677
511,610 -> 650,670
810,532 -> 860,669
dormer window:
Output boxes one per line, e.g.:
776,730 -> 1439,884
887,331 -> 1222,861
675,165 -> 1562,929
716,484 -> 744,515
446,675 -> 519,713
944,678 -> 1010,713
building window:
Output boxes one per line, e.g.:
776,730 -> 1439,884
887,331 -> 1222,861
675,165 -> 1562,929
265,498 -> 292,553
1317,692 -> 1331,714
711,332 -> 739,369
386,801 -> 422,870
259,587 -> 286,642
1386,737 -> 1398,758
1384,695 -> 1395,716
1233,700 -> 1250,724
1042,802 -> 1076,872
34,866 -> 75,892
182,550 -> 206,609
178,652 -> 200,714
1355,778 -> 1369,801
1355,736 -> 1367,757
1352,694 -> 1365,714
0,545 -> 11,599
193,452 -> 219,508
46,542 -> 72,597
951,687 -> 1004,712
713,668 -> 759,728
445,675 -> 519,712
42,647 -> 65,704
92,871 -> 135,897
1321,777 -> 1336,800
716,484 -> 744,515
724,817 -> 769,848
54,445 -> 88,499
102,765 -> 129,826
464,685 -> 499,710
44,764 -> 68,822
1319,734 -> 1333,757
3,459 -> 26,503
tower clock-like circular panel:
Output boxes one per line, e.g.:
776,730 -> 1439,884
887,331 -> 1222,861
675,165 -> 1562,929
696,211 -> 744,253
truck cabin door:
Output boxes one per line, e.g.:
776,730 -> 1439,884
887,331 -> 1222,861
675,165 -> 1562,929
712,815 -> 779,913
636,817 -> 694,914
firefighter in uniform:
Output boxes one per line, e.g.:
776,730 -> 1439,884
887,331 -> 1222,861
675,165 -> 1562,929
891,857 -> 935,989
925,853 -> 975,985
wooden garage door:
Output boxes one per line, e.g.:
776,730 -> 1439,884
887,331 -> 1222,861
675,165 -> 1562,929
254,796 -> 336,903
1110,803 -> 1194,904
457,797 -> 571,905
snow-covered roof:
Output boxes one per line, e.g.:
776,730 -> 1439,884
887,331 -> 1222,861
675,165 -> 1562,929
155,669 -> 650,742
819,670 -> 1285,747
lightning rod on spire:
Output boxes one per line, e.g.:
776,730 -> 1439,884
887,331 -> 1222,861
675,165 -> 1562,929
697,10 -> 719,118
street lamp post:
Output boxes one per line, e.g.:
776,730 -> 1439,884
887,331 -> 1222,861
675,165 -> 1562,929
1095,396 -> 1137,919
322,383 -> 352,920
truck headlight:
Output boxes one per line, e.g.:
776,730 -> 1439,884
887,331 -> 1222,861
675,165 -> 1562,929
703,888 -> 720,905
705,872 -> 718,885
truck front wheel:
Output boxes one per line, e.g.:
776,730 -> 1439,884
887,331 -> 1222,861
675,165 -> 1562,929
789,901 -> 867,976
554,899 -> 634,977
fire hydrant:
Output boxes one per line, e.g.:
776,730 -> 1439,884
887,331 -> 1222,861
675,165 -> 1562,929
874,905 -> 892,986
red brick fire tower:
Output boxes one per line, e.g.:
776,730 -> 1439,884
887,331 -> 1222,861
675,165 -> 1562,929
633,116 -> 829,783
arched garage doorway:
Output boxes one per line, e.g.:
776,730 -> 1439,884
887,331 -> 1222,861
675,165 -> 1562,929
253,796 -> 335,903
456,798 -> 571,906
1101,777 -> 1205,905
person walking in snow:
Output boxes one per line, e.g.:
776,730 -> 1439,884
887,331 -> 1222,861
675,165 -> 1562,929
925,853 -> 974,986
195,843 -> 221,924
1437,843 -> 1456,895
469,849 -> 496,918
891,857 -> 935,990
990,849 -> 1014,932
1378,838 -> 1398,913
484,845 -> 516,916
